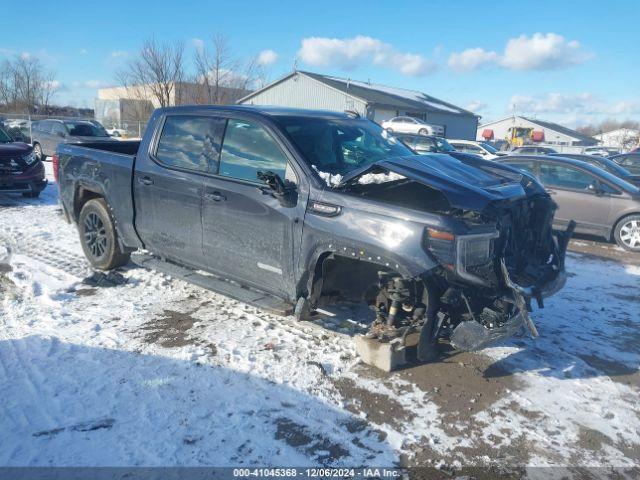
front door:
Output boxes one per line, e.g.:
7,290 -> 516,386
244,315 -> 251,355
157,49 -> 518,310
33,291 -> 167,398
133,114 -> 225,266
538,162 -> 612,234
201,118 -> 306,298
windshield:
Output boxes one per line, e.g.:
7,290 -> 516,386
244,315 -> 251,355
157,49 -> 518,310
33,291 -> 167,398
276,116 -> 415,178
436,137 -> 455,152
479,142 -> 498,154
63,121 -> 109,137
0,126 -> 12,143
593,157 -> 631,177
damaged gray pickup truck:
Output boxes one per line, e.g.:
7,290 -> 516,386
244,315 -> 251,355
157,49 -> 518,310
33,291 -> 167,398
56,106 -> 573,370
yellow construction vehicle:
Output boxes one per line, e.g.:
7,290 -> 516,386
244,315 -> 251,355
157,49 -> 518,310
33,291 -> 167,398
506,126 -> 535,148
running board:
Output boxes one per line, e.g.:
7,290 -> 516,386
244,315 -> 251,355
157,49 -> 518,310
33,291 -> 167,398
131,254 -> 293,316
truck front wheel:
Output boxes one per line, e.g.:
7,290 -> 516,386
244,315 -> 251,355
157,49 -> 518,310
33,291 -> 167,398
78,198 -> 130,270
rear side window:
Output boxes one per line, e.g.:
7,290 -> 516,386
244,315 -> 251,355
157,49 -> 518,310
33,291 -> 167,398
506,161 -> 536,175
218,119 -> 288,182
155,115 -> 225,172
539,163 -> 594,190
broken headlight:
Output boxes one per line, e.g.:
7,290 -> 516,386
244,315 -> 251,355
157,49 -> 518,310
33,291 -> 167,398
22,151 -> 37,165
455,231 -> 499,286
462,236 -> 494,267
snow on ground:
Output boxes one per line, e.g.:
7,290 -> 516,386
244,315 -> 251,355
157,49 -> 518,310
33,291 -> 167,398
0,164 -> 639,473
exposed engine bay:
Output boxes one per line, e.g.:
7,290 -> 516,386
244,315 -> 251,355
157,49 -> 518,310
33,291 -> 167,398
318,161 -> 574,371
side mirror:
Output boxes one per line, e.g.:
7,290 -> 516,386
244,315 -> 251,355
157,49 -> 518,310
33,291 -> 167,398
257,170 -> 297,208
56,131 -> 66,138
587,182 -> 603,194
428,146 -> 437,153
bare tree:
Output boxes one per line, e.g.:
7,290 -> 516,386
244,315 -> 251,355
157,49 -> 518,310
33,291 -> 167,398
191,34 -> 261,105
117,38 -> 186,108
0,55 -> 57,113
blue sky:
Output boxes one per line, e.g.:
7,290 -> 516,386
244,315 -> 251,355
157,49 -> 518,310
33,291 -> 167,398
1,0 -> 638,126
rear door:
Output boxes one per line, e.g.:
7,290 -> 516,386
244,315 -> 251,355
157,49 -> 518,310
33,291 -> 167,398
133,114 -> 226,266
49,122 -> 68,155
538,161 -> 613,234
36,121 -> 54,155
201,117 -> 306,297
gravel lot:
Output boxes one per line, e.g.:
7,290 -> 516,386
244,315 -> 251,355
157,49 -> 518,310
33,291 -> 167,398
1,165 -> 638,477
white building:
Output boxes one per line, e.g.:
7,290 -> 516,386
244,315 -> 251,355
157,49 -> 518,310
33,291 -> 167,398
593,128 -> 640,151
477,115 -> 597,147
238,71 -> 479,139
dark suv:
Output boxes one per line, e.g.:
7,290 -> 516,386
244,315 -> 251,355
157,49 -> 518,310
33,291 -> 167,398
0,125 -> 46,198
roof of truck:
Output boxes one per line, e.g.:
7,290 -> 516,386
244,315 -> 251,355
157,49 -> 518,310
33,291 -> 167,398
155,104 -> 357,119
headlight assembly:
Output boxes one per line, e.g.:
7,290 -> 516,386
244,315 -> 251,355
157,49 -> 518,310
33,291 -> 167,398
22,151 -> 37,165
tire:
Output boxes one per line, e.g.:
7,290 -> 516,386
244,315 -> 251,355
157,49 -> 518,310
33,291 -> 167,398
613,214 -> 640,252
418,128 -> 428,136
78,198 -> 130,270
22,191 -> 40,198
32,143 -> 44,161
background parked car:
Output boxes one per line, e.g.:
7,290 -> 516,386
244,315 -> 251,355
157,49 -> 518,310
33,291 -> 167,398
509,146 -> 558,155
583,146 -> 621,156
448,139 -> 506,159
0,119 -> 31,143
549,153 -> 640,187
106,125 -> 127,137
396,133 -> 455,154
0,125 -> 46,198
31,119 -> 115,160
381,116 -> 444,136
610,153 -> 640,175
498,155 -> 640,251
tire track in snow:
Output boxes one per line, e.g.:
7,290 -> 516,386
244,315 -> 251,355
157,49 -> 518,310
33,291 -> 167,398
0,231 -> 89,278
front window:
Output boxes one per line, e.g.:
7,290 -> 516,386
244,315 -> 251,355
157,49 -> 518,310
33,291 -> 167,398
63,121 -> 109,137
479,142 -> 498,154
276,116 -> 415,179
435,137 -> 455,152
539,163 -> 595,190
219,119 -> 289,182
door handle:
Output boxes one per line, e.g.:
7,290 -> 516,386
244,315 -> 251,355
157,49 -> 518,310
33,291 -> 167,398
204,191 -> 226,202
137,176 -> 154,186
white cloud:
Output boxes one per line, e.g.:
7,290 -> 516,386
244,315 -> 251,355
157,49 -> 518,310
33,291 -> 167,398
509,92 -> 640,119
20,52 -> 31,60
110,50 -> 128,58
191,38 -> 204,51
298,35 -> 435,76
83,80 -> 108,89
465,100 -> 488,112
449,33 -> 590,72
448,48 -> 498,72
257,49 -> 278,66
44,80 -> 62,91
501,33 -> 590,70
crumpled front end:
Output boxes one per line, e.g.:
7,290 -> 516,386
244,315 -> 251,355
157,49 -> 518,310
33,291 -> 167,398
426,193 -> 575,351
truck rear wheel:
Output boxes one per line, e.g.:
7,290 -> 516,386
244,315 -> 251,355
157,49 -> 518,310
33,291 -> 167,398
78,198 -> 130,270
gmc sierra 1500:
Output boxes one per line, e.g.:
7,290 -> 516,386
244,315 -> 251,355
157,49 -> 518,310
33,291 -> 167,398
56,106 -> 573,370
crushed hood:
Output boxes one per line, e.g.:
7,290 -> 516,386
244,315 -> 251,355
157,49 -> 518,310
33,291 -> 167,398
367,154 -> 531,211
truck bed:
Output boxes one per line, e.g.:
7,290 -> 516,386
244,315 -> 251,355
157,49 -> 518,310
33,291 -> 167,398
67,140 -> 141,156
56,141 -> 142,249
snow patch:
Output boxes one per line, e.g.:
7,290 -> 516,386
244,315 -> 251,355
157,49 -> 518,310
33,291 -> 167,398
357,172 -> 405,185
312,165 -> 343,187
